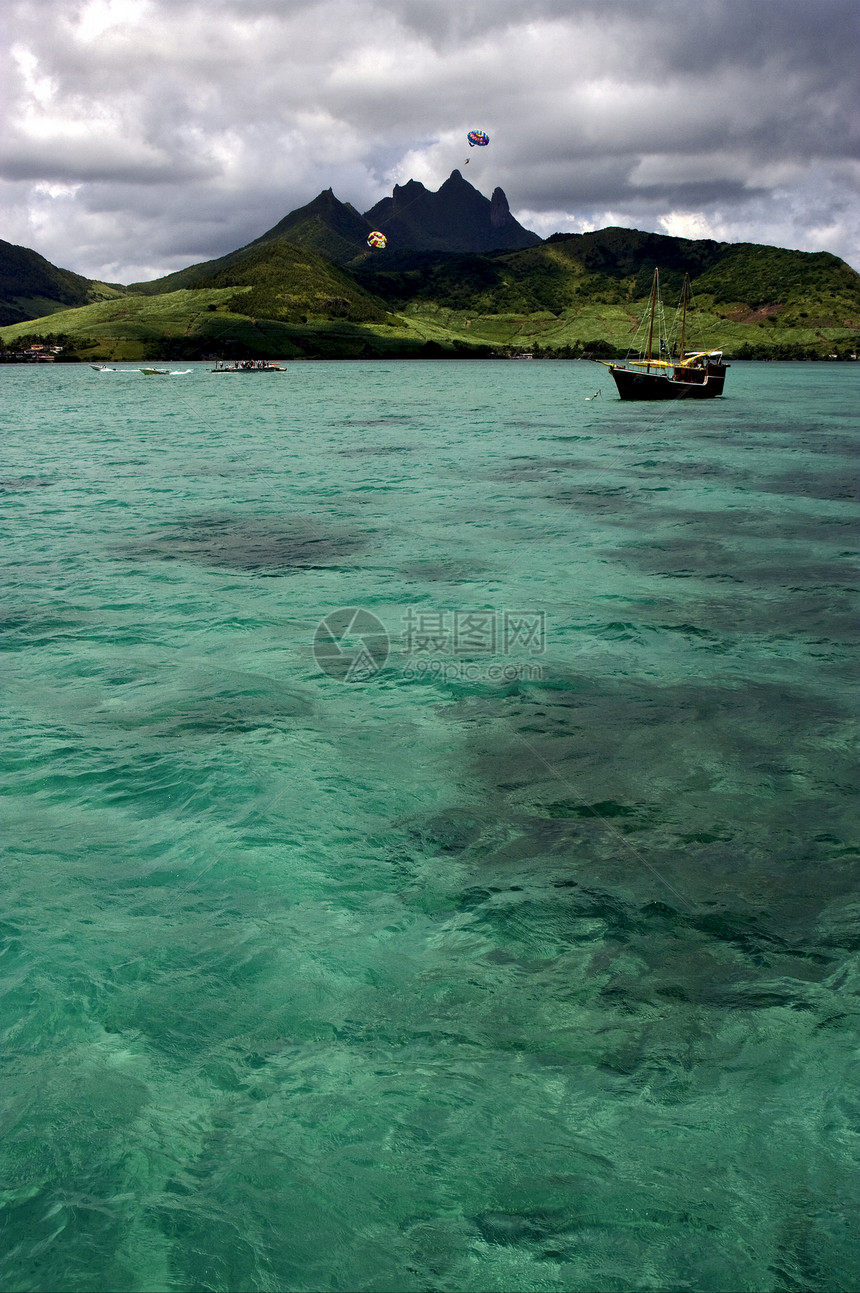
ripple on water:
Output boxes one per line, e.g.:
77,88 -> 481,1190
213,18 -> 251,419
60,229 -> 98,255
114,512 -> 368,572
2,360 -> 859,1293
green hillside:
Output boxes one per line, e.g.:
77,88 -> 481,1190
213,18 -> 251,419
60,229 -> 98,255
0,238 -> 125,326
357,230 -> 860,317
126,189 -> 373,295
354,230 -> 860,358
0,235 -> 417,359
0,287 -> 499,361
240,189 -> 373,267
190,238 -> 389,323
3,217 -> 859,362
5,282 -> 856,364
693,243 -> 860,320
3,167 -> 859,361
125,247 -> 256,297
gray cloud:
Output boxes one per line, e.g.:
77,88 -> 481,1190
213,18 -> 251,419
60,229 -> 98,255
1,0 -> 858,280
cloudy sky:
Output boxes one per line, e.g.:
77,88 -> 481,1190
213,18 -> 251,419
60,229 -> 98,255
2,0 -> 859,282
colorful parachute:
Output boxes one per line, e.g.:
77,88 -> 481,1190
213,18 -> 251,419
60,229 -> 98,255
367,230 -> 387,249
467,130 -> 490,148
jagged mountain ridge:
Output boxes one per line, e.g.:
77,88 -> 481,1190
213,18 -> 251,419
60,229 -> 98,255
2,169 -> 859,361
125,171 -> 539,293
363,170 -> 540,255
6,168 -> 858,324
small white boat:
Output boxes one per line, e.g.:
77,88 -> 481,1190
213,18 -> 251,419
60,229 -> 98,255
91,365 -> 116,372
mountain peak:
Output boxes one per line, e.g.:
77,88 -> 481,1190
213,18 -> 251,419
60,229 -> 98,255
236,188 -> 373,267
364,170 -> 539,254
490,187 -> 513,229
392,179 -> 426,197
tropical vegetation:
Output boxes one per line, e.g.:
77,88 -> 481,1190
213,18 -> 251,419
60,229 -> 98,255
2,180 -> 858,361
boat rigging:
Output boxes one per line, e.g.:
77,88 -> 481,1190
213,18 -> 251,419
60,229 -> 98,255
600,269 -> 729,400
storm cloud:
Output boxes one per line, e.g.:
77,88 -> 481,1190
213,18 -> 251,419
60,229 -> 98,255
1,0 -> 858,281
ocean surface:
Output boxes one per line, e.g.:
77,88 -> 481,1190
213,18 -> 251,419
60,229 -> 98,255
1,359 -> 858,1293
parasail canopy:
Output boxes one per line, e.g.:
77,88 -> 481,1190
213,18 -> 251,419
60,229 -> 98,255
467,130 -> 490,147
367,231 -> 387,249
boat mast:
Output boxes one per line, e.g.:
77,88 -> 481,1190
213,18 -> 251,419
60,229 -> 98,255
645,268 -> 658,371
678,273 -> 689,364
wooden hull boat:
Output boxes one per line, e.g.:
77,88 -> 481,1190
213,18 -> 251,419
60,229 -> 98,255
608,354 -> 727,399
603,270 -> 729,400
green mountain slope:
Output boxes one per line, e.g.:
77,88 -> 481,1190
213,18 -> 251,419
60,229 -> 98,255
353,228 -> 860,356
0,238 -> 125,326
1,223 -> 403,357
244,189 -> 373,266
357,229 -> 860,316
127,189 -> 373,294
3,197 -> 859,361
0,285 -> 494,361
190,238 -> 390,323
127,173 -> 540,293
693,244 -> 860,319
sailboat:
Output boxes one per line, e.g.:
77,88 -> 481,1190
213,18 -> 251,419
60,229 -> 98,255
603,270 -> 729,400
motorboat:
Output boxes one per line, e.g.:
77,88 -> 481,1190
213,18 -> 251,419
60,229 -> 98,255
211,361 -> 284,372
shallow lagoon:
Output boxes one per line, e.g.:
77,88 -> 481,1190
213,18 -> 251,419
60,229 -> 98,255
1,360 -> 858,1291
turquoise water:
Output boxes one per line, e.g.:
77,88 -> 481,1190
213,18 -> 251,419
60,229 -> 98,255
1,360 -> 858,1292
